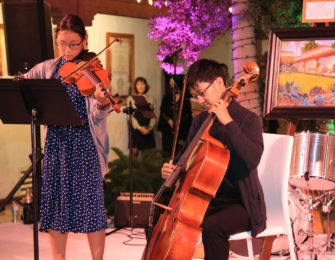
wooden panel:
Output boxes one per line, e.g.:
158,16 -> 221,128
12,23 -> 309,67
44,0 -> 167,25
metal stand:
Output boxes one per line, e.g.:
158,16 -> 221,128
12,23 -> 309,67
0,78 -> 84,260
307,190 -> 317,260
31,108 -> 40,260
320,192 -> 335,253
123,101 -> 136,228
299,190 -> 335,259
0,109 -> 42,260
105,101 -> 136,235
123,101 -> 135,227
0,150 -> 42,212
105,97 -> 157,236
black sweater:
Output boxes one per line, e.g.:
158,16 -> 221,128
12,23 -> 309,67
175,99 -> 266,237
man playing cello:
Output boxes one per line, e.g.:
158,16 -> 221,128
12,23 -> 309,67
161,59 -> 266,260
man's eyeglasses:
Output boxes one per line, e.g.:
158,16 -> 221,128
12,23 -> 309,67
56,40 -> 83,50
191,80 -> 214,100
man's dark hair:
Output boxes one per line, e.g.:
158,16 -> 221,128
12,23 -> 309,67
186,59 -> 225,89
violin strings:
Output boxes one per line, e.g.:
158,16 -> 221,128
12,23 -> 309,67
82,68 -> 100,86
81,67 -> 117,106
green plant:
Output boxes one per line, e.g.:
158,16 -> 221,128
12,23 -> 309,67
103,147 -> 169,217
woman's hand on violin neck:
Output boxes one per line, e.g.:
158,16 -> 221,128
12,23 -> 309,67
209,98 -> 233,126
161,162 -> 176,179
94,85 -> 109,107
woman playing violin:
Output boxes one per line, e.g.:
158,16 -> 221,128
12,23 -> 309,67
24,15 -> 110,260
161,59 -> 266,260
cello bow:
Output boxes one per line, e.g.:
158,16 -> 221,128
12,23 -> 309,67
169,76 -> 187,163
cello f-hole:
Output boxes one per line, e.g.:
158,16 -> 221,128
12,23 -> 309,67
171,198 -> 180,223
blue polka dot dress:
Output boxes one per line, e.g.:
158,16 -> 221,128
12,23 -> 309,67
40,57 -> 108,233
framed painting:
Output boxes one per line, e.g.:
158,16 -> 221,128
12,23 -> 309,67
106,33 -> 134,102
264,27 -> 335,119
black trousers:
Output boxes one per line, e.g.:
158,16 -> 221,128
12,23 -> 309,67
201,202 -> 250,260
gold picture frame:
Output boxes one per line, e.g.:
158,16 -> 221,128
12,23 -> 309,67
106,33 -> 134,102
264,27 -> 335,119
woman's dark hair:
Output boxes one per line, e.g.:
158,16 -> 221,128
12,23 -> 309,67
134,77 -> 149,94
186,59 -> 225,89
55,15 -> 86,39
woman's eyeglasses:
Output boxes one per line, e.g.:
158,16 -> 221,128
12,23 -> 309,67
56,40 -> 83,50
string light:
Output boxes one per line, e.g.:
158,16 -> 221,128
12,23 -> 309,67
136,0 -> 154,5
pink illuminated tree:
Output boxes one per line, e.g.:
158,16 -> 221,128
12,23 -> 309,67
148,0 -> 232,74
149,0 -> 304,115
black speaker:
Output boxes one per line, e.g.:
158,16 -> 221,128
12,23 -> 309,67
3,1 -> 54,75
114,192 -> 153,228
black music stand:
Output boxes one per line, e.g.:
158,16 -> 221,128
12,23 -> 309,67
0,78 -> 84,260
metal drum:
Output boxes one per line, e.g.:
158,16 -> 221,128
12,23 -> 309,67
290,132 -> 335,191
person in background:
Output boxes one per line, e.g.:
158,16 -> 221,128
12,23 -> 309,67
161,59 -> 266,260
219,63 -> 233,87
126,77 -> 156,156
157,76 -> 192,156
24,14 -> 110,260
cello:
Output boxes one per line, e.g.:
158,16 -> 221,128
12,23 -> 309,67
142,61 -> 260,260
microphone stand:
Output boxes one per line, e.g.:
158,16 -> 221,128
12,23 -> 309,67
123,98 -> 157,227
106,101 -> 135,236
106,97 -> 156,236
124,101 -> 136,228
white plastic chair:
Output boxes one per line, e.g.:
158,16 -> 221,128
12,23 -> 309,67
228,133 -> 296,260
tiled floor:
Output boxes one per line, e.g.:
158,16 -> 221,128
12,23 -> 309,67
0,222 -> 146,260
1,201 -> 335,259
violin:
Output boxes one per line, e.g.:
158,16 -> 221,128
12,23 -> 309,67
59,51 -> 121,113
142,61 -> 260,260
